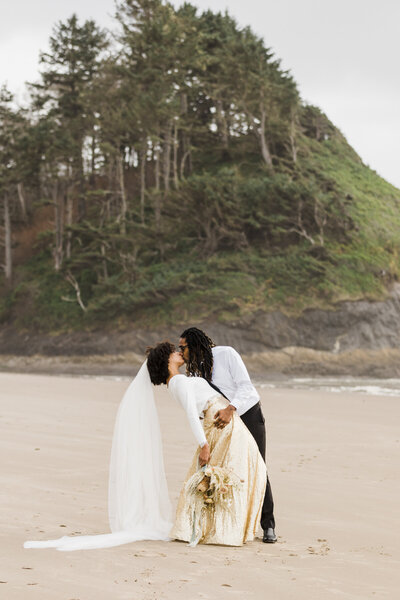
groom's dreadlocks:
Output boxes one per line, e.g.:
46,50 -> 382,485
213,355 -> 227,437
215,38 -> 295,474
181,327 -> 215,381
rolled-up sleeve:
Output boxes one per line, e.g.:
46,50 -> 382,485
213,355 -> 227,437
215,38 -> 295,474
227,349 -> 259,413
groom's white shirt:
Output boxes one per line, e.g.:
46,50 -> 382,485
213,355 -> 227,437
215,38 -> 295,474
211,346 -> 259,416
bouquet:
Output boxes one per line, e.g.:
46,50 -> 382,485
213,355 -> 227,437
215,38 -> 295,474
184,465 -> 243,546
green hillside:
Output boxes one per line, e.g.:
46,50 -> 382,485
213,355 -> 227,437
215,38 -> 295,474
1,1 -> 399,333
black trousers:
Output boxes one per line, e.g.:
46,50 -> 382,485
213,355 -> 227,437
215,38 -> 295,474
240,402 -> 275,530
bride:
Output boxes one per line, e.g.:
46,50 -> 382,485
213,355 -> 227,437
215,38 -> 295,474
25,342 -> 266,551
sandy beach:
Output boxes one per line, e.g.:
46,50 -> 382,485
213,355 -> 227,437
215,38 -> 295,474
1,372 -> 399,600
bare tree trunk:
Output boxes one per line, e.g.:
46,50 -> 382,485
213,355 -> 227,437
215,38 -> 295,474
180,151 -> 190,179
154,139 -> 160,191
259,106 -> 274,169
139,140 -> 147,224
4,196 -> 12,281
216,99 -> 229,148
117,153 -> 127,234
100,243 -> 108,280
289,199 -> 315,245
91,132 -> 96,177
187,140 -> 193,174
76,145 -> 86,221
154,192 -> 161,230
289,112 -> 298,164
180,93 -> 192,176
106,160 -> 114,221
246,104 -> 274,170
163,120 -> 172,191
315,115 -> 322,141
53,182 -> 64,272
153,129 -> 162,229
314,199 -> 327,246
173,120 -> 179,189
98,205 -> 109,282
17,183 -> 27,221
64,271 -> 87,312
65,184 -> 73,260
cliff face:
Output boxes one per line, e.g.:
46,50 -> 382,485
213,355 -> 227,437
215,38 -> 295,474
1,285 -> 400,368
214,284 -> 400,354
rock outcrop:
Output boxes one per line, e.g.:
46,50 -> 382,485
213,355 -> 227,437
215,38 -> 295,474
1,284 -> 400,376
212,283 -> 400,353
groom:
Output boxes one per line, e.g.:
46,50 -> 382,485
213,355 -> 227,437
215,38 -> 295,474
179,327 -> 277,543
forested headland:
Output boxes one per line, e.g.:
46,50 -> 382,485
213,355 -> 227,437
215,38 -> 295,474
1,0 -> 399,338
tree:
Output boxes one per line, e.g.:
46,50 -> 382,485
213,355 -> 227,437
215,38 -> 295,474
115,0 -> 204,226
0,87 -> 27,282
31,14 -> 108,220
27,14 -> 108,271
220,26 -> 299,169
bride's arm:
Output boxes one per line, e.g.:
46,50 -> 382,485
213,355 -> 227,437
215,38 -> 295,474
171,376 -> 209,452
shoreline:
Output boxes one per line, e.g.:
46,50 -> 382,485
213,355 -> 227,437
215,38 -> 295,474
1,365 -> 400,399
1,345 -> 400,378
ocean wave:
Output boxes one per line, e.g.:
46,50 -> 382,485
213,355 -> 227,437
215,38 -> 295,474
257,377 -> 400,397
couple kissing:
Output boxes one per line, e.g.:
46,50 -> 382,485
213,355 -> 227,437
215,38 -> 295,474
24,327 -> 276,551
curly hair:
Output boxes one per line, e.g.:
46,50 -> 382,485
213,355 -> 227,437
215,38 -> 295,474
146,341 -> 175,385
180,327 -> 215,381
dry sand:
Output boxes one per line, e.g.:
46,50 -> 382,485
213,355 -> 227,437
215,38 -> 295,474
1,372 -> 399,599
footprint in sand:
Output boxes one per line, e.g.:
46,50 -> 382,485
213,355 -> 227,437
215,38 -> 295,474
133,550 -> 166,558
308,540 -> 330,556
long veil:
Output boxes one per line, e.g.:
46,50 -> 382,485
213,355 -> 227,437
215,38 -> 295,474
24,361 -> 173,551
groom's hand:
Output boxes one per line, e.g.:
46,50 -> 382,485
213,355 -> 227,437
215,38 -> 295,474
214,405 -> 236,429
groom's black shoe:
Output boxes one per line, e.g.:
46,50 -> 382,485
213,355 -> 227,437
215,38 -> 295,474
263,528 -> 277,543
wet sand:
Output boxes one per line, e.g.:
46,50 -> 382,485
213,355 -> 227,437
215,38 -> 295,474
1,372 -> 399,599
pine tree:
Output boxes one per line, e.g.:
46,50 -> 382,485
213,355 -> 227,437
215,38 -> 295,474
30,14 -> 108,219
0,87 -> 28,283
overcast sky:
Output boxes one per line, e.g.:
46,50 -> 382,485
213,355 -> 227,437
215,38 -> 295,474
1,0 -> 399,188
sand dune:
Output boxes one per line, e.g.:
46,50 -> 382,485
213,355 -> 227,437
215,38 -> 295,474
1,372 -> 399,599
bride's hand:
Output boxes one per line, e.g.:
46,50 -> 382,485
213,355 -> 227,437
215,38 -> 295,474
199,443 -> 210,467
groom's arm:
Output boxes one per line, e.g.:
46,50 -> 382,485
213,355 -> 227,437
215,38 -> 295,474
228,347 -> 258,413
214,347 -> 251,428
214,347 -> 258,428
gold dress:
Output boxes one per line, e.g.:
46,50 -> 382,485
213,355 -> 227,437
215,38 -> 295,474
170,389 -> 266,547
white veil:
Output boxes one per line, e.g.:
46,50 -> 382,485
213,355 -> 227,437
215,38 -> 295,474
24,361 -> 173,551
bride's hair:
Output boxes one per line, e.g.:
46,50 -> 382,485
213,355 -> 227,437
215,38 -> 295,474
180,327 -> 215,381
146,341 -> 175,385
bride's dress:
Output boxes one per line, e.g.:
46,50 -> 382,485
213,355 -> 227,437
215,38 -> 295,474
24,363 -> 266,551
168,374 -> 266,546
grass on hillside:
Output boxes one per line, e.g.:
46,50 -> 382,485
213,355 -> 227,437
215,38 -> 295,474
1,128 -> 400,332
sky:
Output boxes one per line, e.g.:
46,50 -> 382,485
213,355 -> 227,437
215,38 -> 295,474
1,0 -> 399,188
